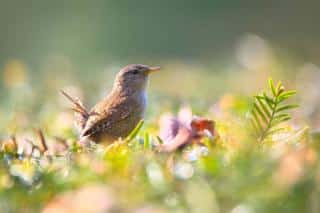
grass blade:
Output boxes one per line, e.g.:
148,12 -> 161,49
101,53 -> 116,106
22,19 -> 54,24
144,132 -> 150,150
126,120 -> 144,142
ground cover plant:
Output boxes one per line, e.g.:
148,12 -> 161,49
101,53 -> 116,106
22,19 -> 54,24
1,58 -> 320,213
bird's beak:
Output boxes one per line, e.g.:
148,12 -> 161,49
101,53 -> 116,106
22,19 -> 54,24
146,66 -> 161,74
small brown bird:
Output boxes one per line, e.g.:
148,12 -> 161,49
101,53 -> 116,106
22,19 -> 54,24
62,64 -> 160,143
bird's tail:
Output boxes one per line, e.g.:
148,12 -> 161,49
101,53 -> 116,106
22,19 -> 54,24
60,89 -> 89,131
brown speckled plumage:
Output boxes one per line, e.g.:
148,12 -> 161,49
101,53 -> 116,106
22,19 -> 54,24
63,64 -> 160,143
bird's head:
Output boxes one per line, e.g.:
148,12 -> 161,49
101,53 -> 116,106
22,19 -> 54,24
114,64 -> 160,92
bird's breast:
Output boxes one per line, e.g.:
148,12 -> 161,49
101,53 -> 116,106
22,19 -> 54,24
139,90 -> 147,114
129,90 -> 147,118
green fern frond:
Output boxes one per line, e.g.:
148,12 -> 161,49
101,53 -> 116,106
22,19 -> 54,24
250,78 -> 298,142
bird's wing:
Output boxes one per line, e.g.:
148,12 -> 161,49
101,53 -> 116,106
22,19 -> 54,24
80,96 -> 134,138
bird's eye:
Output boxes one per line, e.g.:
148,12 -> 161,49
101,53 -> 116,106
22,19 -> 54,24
132,69 -> 139,74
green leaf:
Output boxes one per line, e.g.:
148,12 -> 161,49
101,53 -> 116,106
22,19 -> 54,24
278,116 -> 291,122
126,120 -> 144,142
255,97 -> 271,118
253,103 -> 268,125
263,92 -> 275,108
144,132 -> 150,150
255,95 -> 264,99
272,115 -> 291,126
269,78 -> 277,96
265,127 -> 286,136
276,104 -> 299,113
276,81 -> 285,95
274,113 -> 290,120
251,110 -> 263,131
156,136 -> 164,144
250,118 -> 260,135
278,90 -> 297,102
279,90 -> 297,97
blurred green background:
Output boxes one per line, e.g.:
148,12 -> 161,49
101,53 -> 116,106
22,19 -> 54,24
1,0 -> 320,69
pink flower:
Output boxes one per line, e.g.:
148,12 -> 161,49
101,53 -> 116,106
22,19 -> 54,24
159,107 -> 216,152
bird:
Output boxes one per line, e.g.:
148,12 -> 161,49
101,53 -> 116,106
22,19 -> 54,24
61,64 -> 160,143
